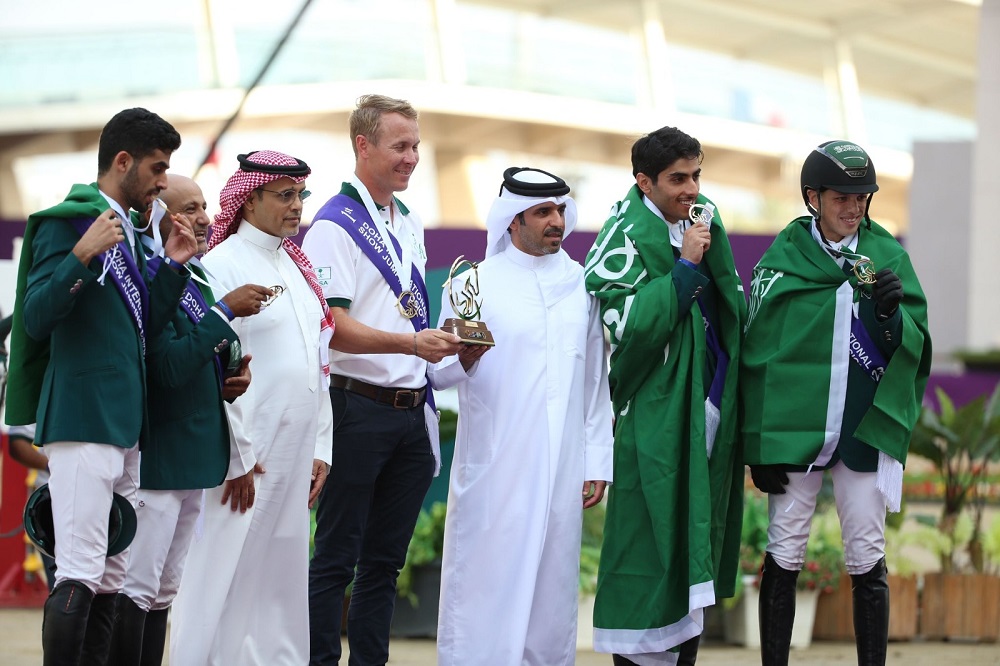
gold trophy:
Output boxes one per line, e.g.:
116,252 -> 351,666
441,256 -> 496,346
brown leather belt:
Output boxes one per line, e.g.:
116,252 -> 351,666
330,375 -> 427,409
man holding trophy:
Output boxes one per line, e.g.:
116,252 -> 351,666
741,140 -> 931,666
302,94 -> 464,666
430,167 -> 614,666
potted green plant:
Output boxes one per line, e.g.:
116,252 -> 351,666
907,383 -> 1000,641
909,384 -> 1000,572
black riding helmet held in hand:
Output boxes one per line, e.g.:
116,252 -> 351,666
24,484 -> 137,559
801,140 -> 879,230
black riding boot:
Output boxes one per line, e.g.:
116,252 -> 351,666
108,594 -> 147,666
852,558 -> 889,666
676,634 -> 700,665
139,607 -> 169,666
758,553 -> 800,666
42,580 -> 95,666
80,592 -> 118,666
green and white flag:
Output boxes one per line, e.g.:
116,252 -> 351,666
584,185 -> 746,657
742,216 -> 931,467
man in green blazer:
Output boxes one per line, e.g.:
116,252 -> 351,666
5,108 -> 199,666
109,175 -> 272,665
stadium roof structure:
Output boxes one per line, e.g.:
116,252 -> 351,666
463,0 -> 980,119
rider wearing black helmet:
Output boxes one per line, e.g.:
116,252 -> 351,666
741,140 -> 932,666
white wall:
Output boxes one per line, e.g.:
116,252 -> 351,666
908,141 -> 971,365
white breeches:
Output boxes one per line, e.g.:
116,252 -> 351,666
44,442 -> 139,593
766,460 -> 886,576
122,487 -> 203,611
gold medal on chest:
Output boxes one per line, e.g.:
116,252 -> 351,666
396,290 -> 419,319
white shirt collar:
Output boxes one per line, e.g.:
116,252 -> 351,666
642,194 -> 686,249
98,189 -> 136,249
810,217 -> 858,264
503,238 -> 561,270
237,218 -> 283,251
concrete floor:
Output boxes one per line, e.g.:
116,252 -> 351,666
2,607 -> 999,665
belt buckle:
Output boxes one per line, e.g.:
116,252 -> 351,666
393,390 -> 415,409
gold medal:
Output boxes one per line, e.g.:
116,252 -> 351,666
396,290 -> 418,319
852,257 -> 876,285
837,248 -> 877,286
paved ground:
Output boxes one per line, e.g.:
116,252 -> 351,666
3,608 -> 999,665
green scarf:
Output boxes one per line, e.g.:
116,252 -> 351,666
584,185 -> 746,650
5,183 -> 111,426
741,216 -> 931,466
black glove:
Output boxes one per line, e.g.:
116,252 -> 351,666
872,268 -> 903,319
749,465 -> 789,495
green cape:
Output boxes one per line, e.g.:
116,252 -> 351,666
741,216 -> 931,466
5,183 -> 111,425
584,186 -> 746,652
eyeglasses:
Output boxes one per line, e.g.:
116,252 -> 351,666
259,188 -> 311,204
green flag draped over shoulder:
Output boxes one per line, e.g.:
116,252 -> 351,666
741,216 -> 931,467
5,183 -> 110,426
584,185 -> 746,655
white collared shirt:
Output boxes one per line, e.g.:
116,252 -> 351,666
303,190 -> 429,389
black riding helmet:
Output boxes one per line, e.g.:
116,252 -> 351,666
800,140 -> 879,229
23,484 -> 137,559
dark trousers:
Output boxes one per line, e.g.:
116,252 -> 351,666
309,388 -> 435,666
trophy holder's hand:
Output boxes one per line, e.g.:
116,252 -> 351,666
458,343 -> 490,371
414,328 -> 464,364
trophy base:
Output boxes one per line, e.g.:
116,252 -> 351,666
442,318 -> 495,346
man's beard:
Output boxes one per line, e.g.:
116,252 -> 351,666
121,163 -> 150,213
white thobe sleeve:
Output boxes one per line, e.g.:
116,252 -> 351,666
428,283 -> 478,390
218,311 -> 257,478
314,385 -> 333,465
583,294 -> 614,483
203,249 -> 258,479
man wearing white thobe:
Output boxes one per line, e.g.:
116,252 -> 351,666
430,167 -> 614,666
170,151 -> 334,666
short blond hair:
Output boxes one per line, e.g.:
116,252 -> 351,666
349,94 -> 418,157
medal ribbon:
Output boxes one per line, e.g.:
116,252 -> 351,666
349,176 -> 414,307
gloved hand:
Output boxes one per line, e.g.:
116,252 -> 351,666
873,268 -> 903,319
749,465 -> 789,495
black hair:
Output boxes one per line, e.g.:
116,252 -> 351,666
97,108 -> 181,175
631,126 -> 703,183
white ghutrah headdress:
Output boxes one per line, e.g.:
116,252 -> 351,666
484,167 -> 578,258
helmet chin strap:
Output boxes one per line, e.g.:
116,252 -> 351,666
813,190 -> 875,242
809,188 -> 832,243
